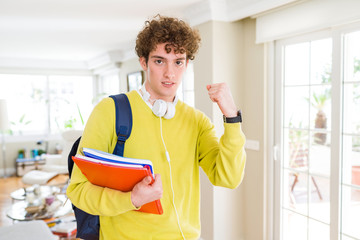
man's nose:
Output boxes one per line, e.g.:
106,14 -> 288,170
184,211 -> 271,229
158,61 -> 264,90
164,64 -> 175,79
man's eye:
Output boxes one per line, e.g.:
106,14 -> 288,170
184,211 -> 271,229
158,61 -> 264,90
176,61 -> 184,66
155,60 -> 163,64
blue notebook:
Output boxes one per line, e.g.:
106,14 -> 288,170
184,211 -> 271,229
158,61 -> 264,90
82,148 -> 154,176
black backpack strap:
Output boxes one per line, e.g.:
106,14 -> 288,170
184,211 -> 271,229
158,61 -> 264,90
109,94 -> 132,157
68,136 -> 81,178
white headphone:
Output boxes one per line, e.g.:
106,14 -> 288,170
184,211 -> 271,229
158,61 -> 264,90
140,85 -> 177,119
140,84 -> 186,239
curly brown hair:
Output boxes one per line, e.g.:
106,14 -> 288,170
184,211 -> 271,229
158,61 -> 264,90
135,15 -> 201,63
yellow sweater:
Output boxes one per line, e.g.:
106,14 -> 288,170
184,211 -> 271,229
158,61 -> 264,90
66,90 -> 246,240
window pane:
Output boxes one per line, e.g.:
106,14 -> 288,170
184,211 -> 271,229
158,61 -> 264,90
342,29 -> 360,240
309,176 -> 330,224
183,91 -> 195,107
285,128 -> 309,169
310,38 -> 332,84
284,42 -> 310,86
284,170 -> 308,215
310,132 -> 331,177
310,85 -> 331,132
178,62 -> 194,107
101,74 -> 119,95
341,186 -> 360,239
282,210 -> 308,240
308,219 -> 329,240
284,86 -> 309,128
343,135 -> 360,187
341,235 -> 358,240
343,83 -> 360,134
0,74 -> 48,135
182,63 -> 194,91
344,30 -> 360,83
281,37 -> 333,240
49,75 -> 93,133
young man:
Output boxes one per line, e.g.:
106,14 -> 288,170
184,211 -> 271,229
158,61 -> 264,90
67,15 -> 246,240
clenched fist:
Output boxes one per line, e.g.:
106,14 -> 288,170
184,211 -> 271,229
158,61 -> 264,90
207,83 -> 238,117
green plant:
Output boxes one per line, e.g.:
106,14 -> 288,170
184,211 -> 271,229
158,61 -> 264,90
64,117 -> 77,129
63,103 -> 84,129
354,57 -> 360,104
50,94 -> 86,130
308,63 -> 332,145
311,89 -> 331,110
321,63 -> 332,84
92,92 -> 108,105
76,103 -> 84,126
354,83 -> 360,104
354,57 -> 360,74
31,86 -> 46,103
10,114 -> 32,135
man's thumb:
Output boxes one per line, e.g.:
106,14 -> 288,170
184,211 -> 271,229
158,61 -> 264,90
142,176 -> 152,185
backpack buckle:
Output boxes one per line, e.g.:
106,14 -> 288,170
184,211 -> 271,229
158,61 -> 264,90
117,134 -> 127,145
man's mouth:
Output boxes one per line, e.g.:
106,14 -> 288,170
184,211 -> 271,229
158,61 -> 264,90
162,82 -> 175,87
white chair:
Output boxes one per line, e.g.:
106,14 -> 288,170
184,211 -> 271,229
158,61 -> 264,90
42,130 -> 83,174
22,130 -> 82,185
22,170 -> 59,185
0,220 -> 59,240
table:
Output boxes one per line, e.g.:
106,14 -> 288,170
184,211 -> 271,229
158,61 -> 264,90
10,185 -> 61,202
6,194 -> 72,221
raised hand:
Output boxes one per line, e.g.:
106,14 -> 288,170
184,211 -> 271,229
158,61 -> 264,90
207,83 -> 238,117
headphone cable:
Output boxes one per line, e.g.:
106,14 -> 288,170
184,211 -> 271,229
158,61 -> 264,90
159,117 -> 186,240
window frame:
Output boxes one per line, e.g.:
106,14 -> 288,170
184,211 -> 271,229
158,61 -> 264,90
273,21 -> 360,240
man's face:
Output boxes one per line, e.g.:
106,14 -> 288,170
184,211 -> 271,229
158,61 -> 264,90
140,43 -> 188,102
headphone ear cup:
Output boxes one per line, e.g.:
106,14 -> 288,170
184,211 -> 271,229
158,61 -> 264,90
163,102 -> 175,119
152,99 -> 167,117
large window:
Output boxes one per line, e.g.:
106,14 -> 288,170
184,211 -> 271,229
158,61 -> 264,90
178,62 -> 195,107
342,30 -> 360,240
275,26 -> 360,239
0,74 -> 94,135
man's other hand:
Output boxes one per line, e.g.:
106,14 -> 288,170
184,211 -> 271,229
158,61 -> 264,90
131,174 -> 163,208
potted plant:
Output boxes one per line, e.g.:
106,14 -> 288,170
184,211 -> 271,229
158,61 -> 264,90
312,89 -> 330,145
310,64 -> 331,145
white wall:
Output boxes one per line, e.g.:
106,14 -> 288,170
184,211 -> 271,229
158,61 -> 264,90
119,58 -> 142,93
194,18 -> 266,240
0,136 -> 62,177
193,20 -> 215,240
212,20 -> 246,240
256,0 -> 360,43
241,18 -> 266,240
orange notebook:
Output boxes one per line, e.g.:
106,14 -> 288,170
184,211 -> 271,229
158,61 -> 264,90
72,155 -> 163,215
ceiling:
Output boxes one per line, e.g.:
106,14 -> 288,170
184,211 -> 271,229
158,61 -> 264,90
0,0 -> 297,66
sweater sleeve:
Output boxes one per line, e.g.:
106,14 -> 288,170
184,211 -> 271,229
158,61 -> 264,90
198,113 -> 246,189
66,97 -> 139,216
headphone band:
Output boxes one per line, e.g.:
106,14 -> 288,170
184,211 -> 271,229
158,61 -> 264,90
140,84 -> 177,119
140,84 -> 178,105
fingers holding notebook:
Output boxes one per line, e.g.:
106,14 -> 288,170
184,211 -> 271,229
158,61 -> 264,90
131,174 -> 163,208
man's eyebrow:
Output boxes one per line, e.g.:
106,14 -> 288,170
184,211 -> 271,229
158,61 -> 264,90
150,55 -> 186,61
151,55 -> 165,59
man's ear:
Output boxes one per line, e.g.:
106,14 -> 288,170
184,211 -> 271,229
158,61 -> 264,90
186,59 -> 189,67
139,57 -> 148,70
